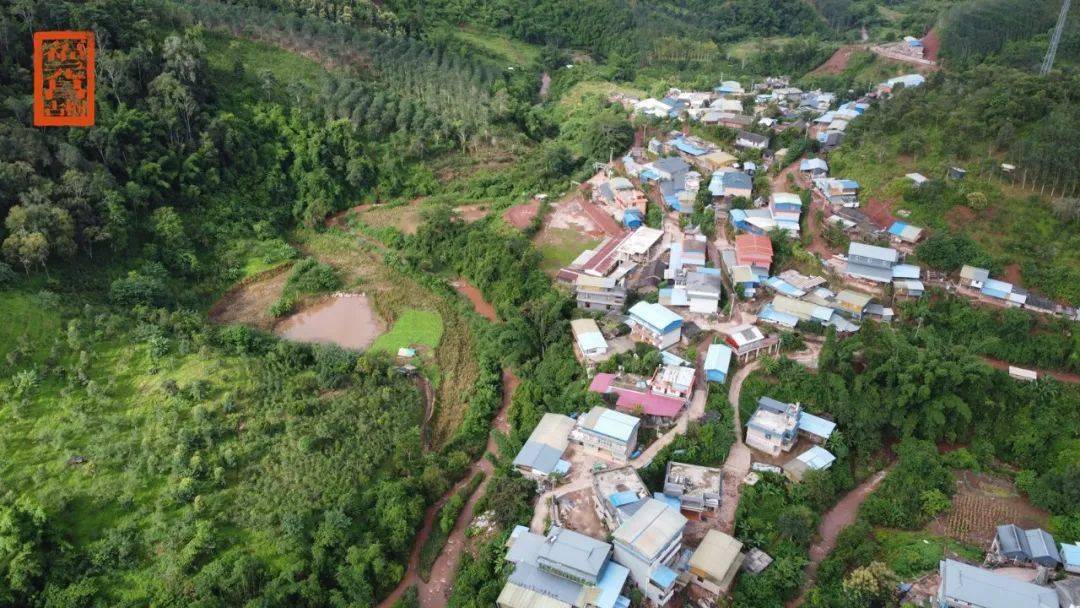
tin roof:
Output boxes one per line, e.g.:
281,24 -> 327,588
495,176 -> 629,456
580,406 -> 640,443
939,560 -> 1058,608
704,344 -> 733,376
613,499 -> 686,561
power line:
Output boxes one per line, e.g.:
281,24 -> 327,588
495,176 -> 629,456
1040,0 -> 1072,75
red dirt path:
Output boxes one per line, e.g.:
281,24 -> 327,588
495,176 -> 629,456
811,45 -> 864,75
788,466 -> 893,607
377,284 -> 517,608
982,357 -> 1080,384
922,28 -> 941,62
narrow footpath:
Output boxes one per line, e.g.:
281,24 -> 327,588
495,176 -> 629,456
378,282 -> 515,608
716,359 -> 760,533
787,466 -> 892,607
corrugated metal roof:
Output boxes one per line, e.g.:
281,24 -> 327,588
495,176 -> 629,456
892,264 -> 921,279
609,490 -> 642,508
798,413 -> 836,440
592,562 -> 630,608
613,499 -> 686,560
649,565 -> 678,589
848,242 -> 899,263
585,407 -> 640,443
939,559 -> 1058,608
796,445 -> 836,470
1062,542 -> 1080,566
628,302 -> 683,334
704,344 -> 733,376
845,261 -> 894,283
960,265 -> 989,282
758,304 -> 799,328
689,529 -> 744,582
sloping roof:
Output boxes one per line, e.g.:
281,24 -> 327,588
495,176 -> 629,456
848,242 -> 899,263
571,318 -> 608,353
709,170 -> 753,196
513,413 -> 576,473
1024,529 -> 1061,565
670,137 -> 709,156
771,192 -> 802,207
615,388 -> 686,418
652,156 -> 691,176
766,276 -> 806,297
798,413 -> 836,440
628,302 -> 683,334
939,559 -> 1058,608
845,261 -> 894,283
888,221 -> 924,242
735,234 -> 774,267
726,324 -> 766,347
1061,542 -> 1080,567
704,344 -> 733,376
613,499 -> 687,561
736,131 -> 769,146
892,264 -> 921,279
796,445 -> 836,470
906,172 -> 929,184
960,265 -> 990,282
580,406 -> 639,443
836,289 -> 873,310
689,529 -> 744,584
757,304 -> 799,328
799,158 -> 828,172
498,579 -> 577,608
590,562 -> 630,608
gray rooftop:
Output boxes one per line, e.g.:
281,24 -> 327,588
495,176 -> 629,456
848,242 -> 899,263
512,440 -> 564,474
507,526 -> 612,582
653,157 -> 691,175
939,559 -> 1058,608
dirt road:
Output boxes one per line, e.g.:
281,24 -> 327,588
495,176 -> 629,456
377,281 -> 515,608
981,357 -> 1080,384
715,359 -> 761,533
378,369 -> 517,608
787,466 -> 892,607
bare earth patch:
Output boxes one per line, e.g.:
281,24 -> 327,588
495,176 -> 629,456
504,200 -> 540,229
945,205 -> 977,230
208,265 -> 291,330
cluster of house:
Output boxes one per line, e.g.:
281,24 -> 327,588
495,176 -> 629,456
935,524 -> 1080,608
728,191 -> 804,238
500,453 -> 760,608
558,226 -> 667,314
744,396 -> 838,482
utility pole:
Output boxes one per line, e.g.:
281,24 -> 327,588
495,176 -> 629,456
1040,0 -> 1072,75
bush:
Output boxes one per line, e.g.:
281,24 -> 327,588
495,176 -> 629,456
285,258 -> 341,295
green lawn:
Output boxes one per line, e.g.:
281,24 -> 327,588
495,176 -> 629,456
453,26 -> 541,66
371,309 -> 444,353
874,529 -> 984,578
535,227 -> 601,275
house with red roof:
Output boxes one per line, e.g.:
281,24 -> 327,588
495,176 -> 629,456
588,370 -> 689,421
734,234 -> 773,271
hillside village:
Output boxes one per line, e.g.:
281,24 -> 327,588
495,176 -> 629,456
495,64 -> 1080,608
2,1 -> 1078,607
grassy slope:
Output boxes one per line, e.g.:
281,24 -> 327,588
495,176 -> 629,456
372,309 -> 445,353
452,26 -> 541,66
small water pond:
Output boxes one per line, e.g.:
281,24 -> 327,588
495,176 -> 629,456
275,293 -> 385,350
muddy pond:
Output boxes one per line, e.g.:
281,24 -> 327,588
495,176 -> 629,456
275,294 -> 385,350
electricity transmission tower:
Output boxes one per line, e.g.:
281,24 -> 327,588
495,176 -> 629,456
1040,0 -> 1072,75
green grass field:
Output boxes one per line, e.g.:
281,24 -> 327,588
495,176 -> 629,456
371,309 -> 445,353
453,26 -> 541,66
874,529 -> 984,578
534,227 -> 601,275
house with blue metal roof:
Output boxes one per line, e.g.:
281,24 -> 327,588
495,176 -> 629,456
745,396 -> 836,456
783,445 -> 837,482
704,343 -> 733,384
574,406 -> 640,463
992,524 -> 1062,568
627,302 -> 683,350
1062,542 -> 1080,574
708,170 -> 753,199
